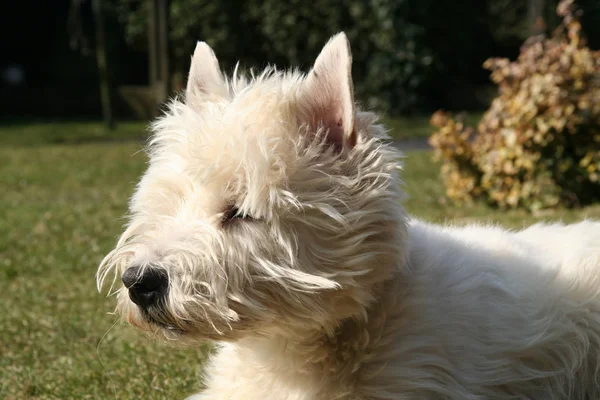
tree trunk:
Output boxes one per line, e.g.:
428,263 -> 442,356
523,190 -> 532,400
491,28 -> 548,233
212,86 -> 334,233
148,0 -> 157,101
529,0 -> 546,36
148,0 -> 169,111
92,0 -> 115,130
157,0 -> 169,101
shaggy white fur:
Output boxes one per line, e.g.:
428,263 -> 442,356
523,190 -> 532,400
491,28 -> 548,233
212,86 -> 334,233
98,33 -> 600,399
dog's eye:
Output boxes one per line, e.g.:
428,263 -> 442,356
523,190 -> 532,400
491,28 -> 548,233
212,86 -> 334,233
222,206 -> 253,225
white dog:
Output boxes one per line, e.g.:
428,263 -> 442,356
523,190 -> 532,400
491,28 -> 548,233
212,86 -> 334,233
98,33 -> 600,399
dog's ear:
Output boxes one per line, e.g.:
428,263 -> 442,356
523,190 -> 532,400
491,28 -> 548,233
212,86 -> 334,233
186,41 -> 227,100
300,32 -> 356,150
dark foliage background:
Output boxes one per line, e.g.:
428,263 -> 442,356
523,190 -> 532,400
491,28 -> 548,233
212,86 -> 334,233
1,0 -> 599,118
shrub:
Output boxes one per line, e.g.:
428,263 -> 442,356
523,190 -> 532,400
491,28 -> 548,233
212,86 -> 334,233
430,0 -> 600,211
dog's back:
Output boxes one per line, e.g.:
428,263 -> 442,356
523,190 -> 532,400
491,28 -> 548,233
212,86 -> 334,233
388,219 -> 600,399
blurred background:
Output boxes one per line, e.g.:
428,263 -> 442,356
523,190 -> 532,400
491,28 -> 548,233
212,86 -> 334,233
1,1 -> 599,399
2,0 -> 599,121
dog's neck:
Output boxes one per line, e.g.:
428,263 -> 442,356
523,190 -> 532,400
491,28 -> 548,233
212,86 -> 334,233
235,278 -> 405,389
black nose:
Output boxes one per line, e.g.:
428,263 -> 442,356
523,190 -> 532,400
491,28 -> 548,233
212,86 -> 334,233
122,266 -> 168,308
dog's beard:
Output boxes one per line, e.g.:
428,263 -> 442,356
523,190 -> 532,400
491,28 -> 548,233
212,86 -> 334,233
112,288 -> 184,340
140,303 -> 187,335
117,288 -> 250,342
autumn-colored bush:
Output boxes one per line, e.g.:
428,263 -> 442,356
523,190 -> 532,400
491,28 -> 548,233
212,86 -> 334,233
430,0 -> 600,211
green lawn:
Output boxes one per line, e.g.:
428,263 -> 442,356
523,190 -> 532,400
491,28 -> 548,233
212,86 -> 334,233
0,120 -> 148,147
382,112 -> 482,140
1,121 -> 598,399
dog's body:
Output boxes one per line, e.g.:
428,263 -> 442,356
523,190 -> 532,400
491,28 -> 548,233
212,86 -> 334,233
99,33 -> 600,399
193,220 -> 600,400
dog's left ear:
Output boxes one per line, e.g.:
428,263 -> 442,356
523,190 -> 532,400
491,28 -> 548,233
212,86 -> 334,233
300,32 -> 356,150
186,41 -> 228,101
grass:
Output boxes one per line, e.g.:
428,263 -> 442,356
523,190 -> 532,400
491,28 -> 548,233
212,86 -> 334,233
1,121 -> 598,399
0,120 -> 148,147
0,140 -> 209,400
382,112 -> 482,141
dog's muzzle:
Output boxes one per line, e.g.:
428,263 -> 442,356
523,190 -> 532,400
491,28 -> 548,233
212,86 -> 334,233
122,266 -> 169,308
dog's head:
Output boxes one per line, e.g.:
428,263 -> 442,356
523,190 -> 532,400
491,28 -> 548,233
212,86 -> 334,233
98,33 -> 407,342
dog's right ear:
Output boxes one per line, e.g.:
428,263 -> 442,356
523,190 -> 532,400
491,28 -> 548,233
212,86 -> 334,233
186,41 -> 227,101
298,32 -> 356,152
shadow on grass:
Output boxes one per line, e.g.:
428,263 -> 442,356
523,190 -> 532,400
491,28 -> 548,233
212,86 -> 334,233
1,113 -> 485,148
0,120 -> 150,148
382,111 -> 483,141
